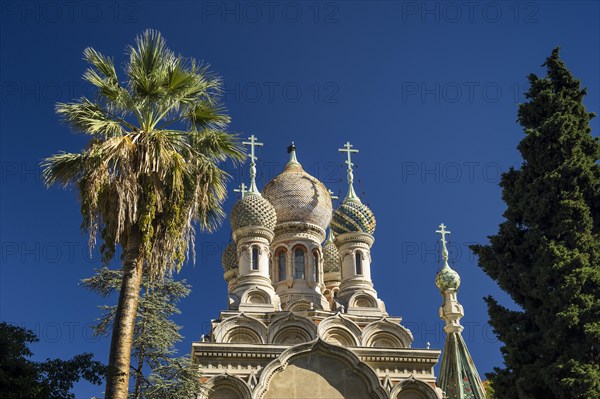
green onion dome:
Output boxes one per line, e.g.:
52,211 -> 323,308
331,198 -> 376,235
435,266 -> 461,291
230,192 -> 277,231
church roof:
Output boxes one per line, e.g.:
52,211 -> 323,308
262,145 -> 333,231
230,192 -> 277,231
221,241 -> 238,272
331,198 -> 376,235
322,230 -> 340,273
438,332 -> 486,399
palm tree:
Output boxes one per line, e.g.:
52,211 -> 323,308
42,30 -> 244,399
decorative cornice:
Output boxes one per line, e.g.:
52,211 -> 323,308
273,222 -> 326,242
233,226 -> 275,243
334,231 -> 375,247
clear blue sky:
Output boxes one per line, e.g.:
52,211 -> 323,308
1,1 -> 599,397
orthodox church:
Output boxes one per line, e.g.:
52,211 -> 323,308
191,137 -> 486,399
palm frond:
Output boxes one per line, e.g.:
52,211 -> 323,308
188,102 -> 230,130
41,152 -> 86,187
191,129 -> 245,164
56,99 -> 126,137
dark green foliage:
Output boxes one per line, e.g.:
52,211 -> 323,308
0,322 -> 106,399
82,268 -> 201,399
471,48 -> 600,398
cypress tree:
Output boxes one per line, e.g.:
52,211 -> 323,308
471,48 -> 600,398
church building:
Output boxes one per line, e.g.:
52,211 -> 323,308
191,136 -> 486,399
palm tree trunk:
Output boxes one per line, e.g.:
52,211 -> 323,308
104,226 -> 144,399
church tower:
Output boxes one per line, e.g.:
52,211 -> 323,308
435,224 -> 487,399
330,142 -> 386,316
227,135 -> 280,312
262,143 -> 332,311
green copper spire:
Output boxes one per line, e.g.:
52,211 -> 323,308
435,223 -> 461,291
435,223 -> 486,399
242,134 -> 263,194
338,141 -> 360,201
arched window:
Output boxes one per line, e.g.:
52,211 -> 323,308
251,246 -> 259,270
294,248 -> 305,279
355,252 -> 362,275
312,250 -> 319,281
278,250 -> 287,281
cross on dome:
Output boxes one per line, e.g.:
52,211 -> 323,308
436,223 -> 451,267
242,134 -> 263,194
328,189 -> 339,200
338,141 -> 359,200
234,182 -> 247,199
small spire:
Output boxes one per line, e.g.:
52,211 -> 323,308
286,142 -> 300,166
242,134 -> 264,194
326,227 -> 335,243
234,182 -> 247,199
338,141 -> 360,201
436,223 -> 451,269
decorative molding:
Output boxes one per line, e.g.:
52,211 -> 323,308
390,375 -> 441,399
199,373 -> 253,399
253,338 -> 388,399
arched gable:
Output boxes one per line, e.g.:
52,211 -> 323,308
267,312 -> 317,345
201,374 -> 252,399
254,338 -> 387,399
212,313 -> 268,344
362,318 -> 414,348
390,377 -> 442,399
317,313 -> 362,347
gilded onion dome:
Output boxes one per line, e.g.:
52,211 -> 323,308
221,241 -> 238,272
230,192 -> 277,231
262,144 -> 333,231
322,230 -> 340,273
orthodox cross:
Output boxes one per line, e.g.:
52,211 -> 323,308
242,135 -> 263,193
328,189 -> 339,200
234,182 -> 247,199
436,223 -> 451,266
338,141 -> 359,199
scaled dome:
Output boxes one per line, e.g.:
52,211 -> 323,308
230,193 -> 277,231
435,266 -> 461,291
331,198 -> 376,235
322,236 -> 341,273
221,241 -> 238,272
262,153 -> 332,231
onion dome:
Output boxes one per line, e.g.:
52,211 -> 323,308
322,230 -> 341,273
221,241 -> 238,272
230,134 -> 277,232
330,141 -> 376,235
262,144 -> 332,231
435,223 -> 461,290
331,198 -> 376,235
230,192 -> 277,231
436,266 -> 461,291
